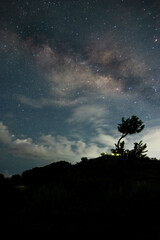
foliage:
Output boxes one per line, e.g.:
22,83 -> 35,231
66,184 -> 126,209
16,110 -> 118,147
81,157 -> 88,162
118,115 -> 145,136
111,140 -> 125,156
127,140 -> 148,158
100,152 -> 108,156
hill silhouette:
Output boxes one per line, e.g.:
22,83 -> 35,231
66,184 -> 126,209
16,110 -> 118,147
1,155 -> 160,238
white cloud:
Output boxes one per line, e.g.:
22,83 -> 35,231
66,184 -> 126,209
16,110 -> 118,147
68,104 -> 108,129
141,128 -> 160,159
0,121 -> 110,163
92,133 -> 118,148
40,134 -> 108,160
1,120 -> 159,163
0,122 -> 13,144
11,137 -> 49,160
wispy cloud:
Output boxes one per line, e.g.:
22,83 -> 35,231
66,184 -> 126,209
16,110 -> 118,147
68,104 -> 108,128
17,95 -> 88,108
0,121 -> 114,162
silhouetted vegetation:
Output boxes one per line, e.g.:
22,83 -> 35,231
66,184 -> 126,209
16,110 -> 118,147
1,116 -> 160,238
112,115 -> 147,158
1,156 -> 160,239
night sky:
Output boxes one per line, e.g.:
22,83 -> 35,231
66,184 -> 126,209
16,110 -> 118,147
1,0 -> 160,175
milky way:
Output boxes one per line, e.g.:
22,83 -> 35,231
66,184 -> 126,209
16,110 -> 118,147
0,0 -> 160,175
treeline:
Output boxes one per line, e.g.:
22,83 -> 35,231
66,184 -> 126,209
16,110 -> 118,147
1,156 -> 160,239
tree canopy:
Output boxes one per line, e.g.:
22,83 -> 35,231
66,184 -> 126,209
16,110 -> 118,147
118,115 -> 145,136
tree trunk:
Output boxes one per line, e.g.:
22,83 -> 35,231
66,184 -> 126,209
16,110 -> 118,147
117,133 -> 128,150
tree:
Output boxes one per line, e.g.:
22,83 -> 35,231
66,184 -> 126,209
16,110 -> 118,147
112,115 -> 145,155
81,157 -> 88,162
127,140 -> 147,158
111,140 -> 125,156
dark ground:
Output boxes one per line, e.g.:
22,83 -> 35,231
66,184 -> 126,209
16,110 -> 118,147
1,156 -> 160,239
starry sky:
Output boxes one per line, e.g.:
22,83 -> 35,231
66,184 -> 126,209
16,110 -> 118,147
1,0 -> 160,175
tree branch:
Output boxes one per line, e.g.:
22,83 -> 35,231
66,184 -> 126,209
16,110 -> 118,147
117,133 -> 128,150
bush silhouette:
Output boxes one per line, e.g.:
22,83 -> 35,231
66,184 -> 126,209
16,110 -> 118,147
127,140 -> 147,158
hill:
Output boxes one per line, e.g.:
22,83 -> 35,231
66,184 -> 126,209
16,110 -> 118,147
1,156 -> 160,238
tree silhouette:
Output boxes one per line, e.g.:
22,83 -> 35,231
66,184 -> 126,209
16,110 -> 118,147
127,140 -> 147,158
112,115 -> 145,155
